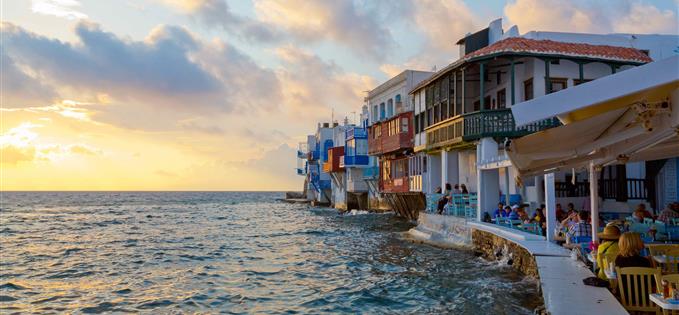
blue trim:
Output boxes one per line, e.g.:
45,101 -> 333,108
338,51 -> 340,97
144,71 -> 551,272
343,155 -> 369,167
318,180 -> 331,190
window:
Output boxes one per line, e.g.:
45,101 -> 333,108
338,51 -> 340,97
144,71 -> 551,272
414,113 -> 419,134
355,139 -> 367,155
346,139 -> 355,156
420,114 -> 425,131
550,59 -> 560,65
524,78 -> 534,101
401,117 -> 408,133
380,103 -> 386,119
549,78 -> 567,93
433,104 -> 440,123
573,79 -> 592,86
373,105 -> 378,122
395,94 -> 401,104
387,99 -> 394,117
440,102 -> 447,120
496,89 -> 506,109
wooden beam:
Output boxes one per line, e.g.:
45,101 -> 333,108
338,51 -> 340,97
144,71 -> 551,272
510,58 -> 516,105
480,62 -> 486,110
544,59 -> 551,94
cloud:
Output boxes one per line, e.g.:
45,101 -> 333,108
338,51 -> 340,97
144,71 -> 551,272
175,0 -> 282,42
275,46 -> 376,120
1,21 -> 282,129
253,0 -> 396,59
504,0 -> 678,35
613,2 -> 679,34
0,50 -> 58,108
31,0 -> 88,20
68,144 -> 99,155
378,0 -> 479,76
2,99 -> 96,122
0,121 -> 102,165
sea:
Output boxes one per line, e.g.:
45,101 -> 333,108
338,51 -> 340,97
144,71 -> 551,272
0,191 -> 541,314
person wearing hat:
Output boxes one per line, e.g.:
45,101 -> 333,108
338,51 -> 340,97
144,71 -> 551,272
507,204 -> 520,220
595,225 -> 621,280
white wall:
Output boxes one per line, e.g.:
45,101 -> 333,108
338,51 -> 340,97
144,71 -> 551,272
458,150 -> 478,192
367,70 -> 432,126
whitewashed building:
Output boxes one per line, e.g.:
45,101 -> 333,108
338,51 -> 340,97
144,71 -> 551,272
410,18 -> 678,217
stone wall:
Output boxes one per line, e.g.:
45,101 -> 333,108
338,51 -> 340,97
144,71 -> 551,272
471,229 -> 539,277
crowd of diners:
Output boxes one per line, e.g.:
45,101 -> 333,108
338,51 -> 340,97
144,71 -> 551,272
491,200 -> 679,312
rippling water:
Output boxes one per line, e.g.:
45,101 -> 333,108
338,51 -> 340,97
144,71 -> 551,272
0,192 -> 541,314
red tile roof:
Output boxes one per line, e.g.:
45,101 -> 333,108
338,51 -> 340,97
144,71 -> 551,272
464,37 -> 652,63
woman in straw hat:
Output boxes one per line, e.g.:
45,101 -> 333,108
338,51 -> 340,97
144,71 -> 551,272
596,225 -> 621,279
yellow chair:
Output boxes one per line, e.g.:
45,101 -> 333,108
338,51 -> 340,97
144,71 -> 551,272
615,267 -> 662,314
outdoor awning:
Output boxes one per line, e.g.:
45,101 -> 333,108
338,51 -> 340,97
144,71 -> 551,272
508,56 -> 679,178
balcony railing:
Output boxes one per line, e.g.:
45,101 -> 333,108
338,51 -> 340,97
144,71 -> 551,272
343,155 -> 369,167
555,179 -> 648,200
368,112 -> 414,155
426,108 -> 561,150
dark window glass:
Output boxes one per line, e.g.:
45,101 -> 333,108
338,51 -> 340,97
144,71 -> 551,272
524,78 -> 534,101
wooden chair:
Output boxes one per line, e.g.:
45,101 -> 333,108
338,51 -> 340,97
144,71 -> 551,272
615,267 -> 662,314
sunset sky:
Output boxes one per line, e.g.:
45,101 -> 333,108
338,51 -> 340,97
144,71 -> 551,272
2,0 -> 678,191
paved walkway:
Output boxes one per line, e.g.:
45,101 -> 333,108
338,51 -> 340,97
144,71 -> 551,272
469,221 -> 627,315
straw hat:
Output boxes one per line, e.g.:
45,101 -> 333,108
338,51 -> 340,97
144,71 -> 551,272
599,225 -> 621,240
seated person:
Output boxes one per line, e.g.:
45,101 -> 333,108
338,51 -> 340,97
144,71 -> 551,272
657,202 -> 679,224
518,206 -> 530,223
615,232 -> 651,268
632,203 -> 652,222
506,205 -> 520,220
532,207 -> 546,228
493,203 -> 506,219
566,211 -> 592,241
595,225 -> 621,279
555,203 -> 566,222
615,231 -> 653,306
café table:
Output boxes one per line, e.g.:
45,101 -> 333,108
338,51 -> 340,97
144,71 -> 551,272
649,293 -> 679,314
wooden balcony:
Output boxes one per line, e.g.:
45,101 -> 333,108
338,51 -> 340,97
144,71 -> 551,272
368,112 -> 414,155
381,176 -> 410,193
425,108 -> 561,151
323,146 -> 344,173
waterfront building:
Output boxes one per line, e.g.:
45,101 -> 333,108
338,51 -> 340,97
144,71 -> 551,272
366,70 -> 433,217
342,106 -> 371,210
302,123 -> 335,205
410,18 -> 677,219
324,120 -> 353,209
